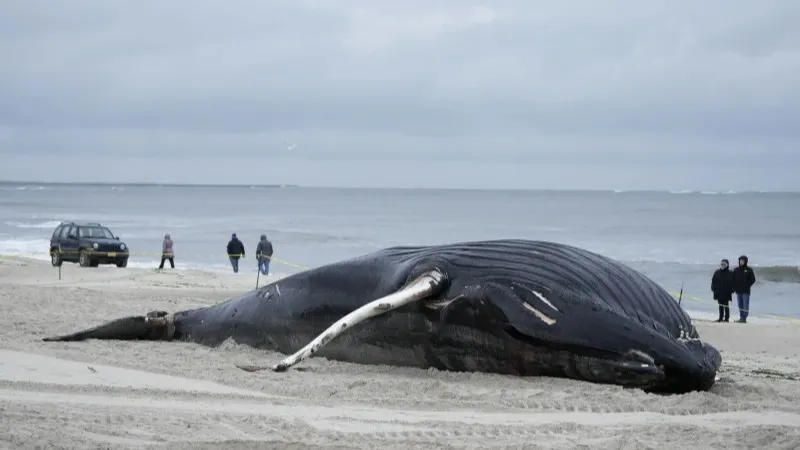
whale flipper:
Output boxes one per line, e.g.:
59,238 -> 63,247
239,269 -> 447,373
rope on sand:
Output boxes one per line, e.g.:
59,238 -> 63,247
2,251 -> 798,324
1,250 -> 311,271
669,291 -> 800,324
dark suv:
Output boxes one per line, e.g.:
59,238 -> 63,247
50,222 -> 130,267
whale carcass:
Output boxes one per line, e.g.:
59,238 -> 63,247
45,240 -> 721,393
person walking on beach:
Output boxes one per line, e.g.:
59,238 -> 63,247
227,233 -> 246,273
158,233 -> 175,269
732,255 -> 756,323
256,234 -> 273,275
711,259 -> 733,322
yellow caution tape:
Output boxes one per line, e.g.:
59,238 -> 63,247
2,250 -> 798,323
670,291 -> 800,324
2,250 -> 312,271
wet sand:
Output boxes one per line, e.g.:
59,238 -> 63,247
1,257 -> 799,449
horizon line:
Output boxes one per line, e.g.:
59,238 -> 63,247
0,179 -> 798,194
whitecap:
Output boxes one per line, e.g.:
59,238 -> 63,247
0,238 -> 51,260
4,220 -> 62,229
13,186 -> 47,191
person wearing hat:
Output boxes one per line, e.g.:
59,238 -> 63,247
226,233 -> 246,273
158,233 -> 175,269
711,259 -> 733,322
256,234 -> 273,275
732,255 -> 756,323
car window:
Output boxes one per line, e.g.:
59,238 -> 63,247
78,227 -> 114,239
52,225 -> 62,239
63,226 -> 75,238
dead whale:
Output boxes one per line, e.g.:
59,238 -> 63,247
44,240 -> 721,393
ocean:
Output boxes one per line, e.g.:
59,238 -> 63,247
1,182 -> 798,320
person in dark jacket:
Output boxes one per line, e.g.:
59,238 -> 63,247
226,233 -> 246,273
711,259 -> 733,322
256,234 -> 274,275
732,255 -> 756,323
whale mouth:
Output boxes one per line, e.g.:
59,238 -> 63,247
502,320 -> 721,393
418,289 -> 668,389
502,325 -> 667,389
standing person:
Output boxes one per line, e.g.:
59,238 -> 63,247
256,234 -> 274,275
158,233 -> 175,269
711,259 -> 733,322
227,233 -> 246,273
732,255 -> 756,323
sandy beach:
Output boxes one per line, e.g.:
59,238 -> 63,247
1,257 -> 799,449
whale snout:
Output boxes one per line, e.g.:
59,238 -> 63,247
660,339 -> 721,392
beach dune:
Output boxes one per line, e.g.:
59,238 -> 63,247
1,257 -> 799,449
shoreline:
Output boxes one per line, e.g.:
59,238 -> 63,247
1,257 -> 800,448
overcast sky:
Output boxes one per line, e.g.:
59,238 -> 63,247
1,1 -> 798,190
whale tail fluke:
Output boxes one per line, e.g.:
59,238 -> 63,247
43,311 -> 174,342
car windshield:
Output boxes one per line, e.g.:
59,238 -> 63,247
79,227 -> 114,239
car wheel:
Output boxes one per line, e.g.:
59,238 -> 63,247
116,258 -> 128,268
50,249 -> 62,267
79,250 -> 91,267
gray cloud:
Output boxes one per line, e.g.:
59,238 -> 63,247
1,1 -> 799,189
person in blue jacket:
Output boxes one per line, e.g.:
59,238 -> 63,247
732,255 -> 756,323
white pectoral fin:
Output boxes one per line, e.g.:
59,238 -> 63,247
239,269 -> 447,373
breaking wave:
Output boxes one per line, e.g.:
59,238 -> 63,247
0,239 -> 51,260
666,190 -> 740,195
4,220 -> 62,229
757,265 -> 800,283
0,185 -> 48,191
